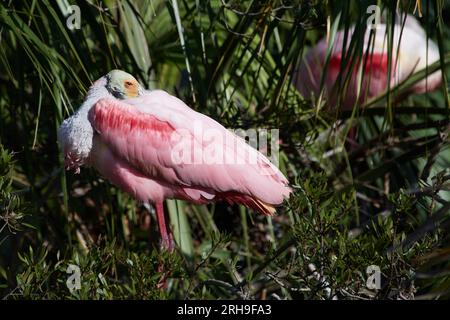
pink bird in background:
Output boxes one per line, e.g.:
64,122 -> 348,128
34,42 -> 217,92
58,70 -> 291,250
293,14 -> 442,110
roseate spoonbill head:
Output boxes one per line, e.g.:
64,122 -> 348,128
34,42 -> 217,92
105,69 -> 143,99
59,70 -> 291,251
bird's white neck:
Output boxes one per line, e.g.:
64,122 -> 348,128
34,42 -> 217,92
77,85 -> 110,115
58,84 -> 111,170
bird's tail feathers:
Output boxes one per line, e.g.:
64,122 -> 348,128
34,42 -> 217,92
252,199 -> 276,216
220,192 -> 278,216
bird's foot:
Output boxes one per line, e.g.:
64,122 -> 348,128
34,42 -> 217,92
156,239 -> 174,290
156,264 -> 169,289
159,236 -> 175,252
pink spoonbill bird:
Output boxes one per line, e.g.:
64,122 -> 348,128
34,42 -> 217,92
58,70 -> 291,250
293,14 -> 442,111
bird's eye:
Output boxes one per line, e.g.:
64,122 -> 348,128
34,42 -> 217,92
125,81 -> 134,88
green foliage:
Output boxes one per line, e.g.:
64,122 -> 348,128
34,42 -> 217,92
280,171 -> 435,299
0,0 -> 450,299
9,242 -> 183,299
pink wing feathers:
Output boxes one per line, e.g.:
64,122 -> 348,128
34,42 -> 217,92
294,30 -> 391,109
294,16 -> 441,109
88,90 -> 291,214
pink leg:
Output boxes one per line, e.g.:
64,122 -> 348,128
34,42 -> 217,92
155,201 -> 173,289
155,201 -> 174,251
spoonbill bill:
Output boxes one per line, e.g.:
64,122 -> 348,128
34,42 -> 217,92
293,14 -> 442,110
58,70 -> 291,250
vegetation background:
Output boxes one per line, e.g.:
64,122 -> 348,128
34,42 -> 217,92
1,0 -> 450,299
